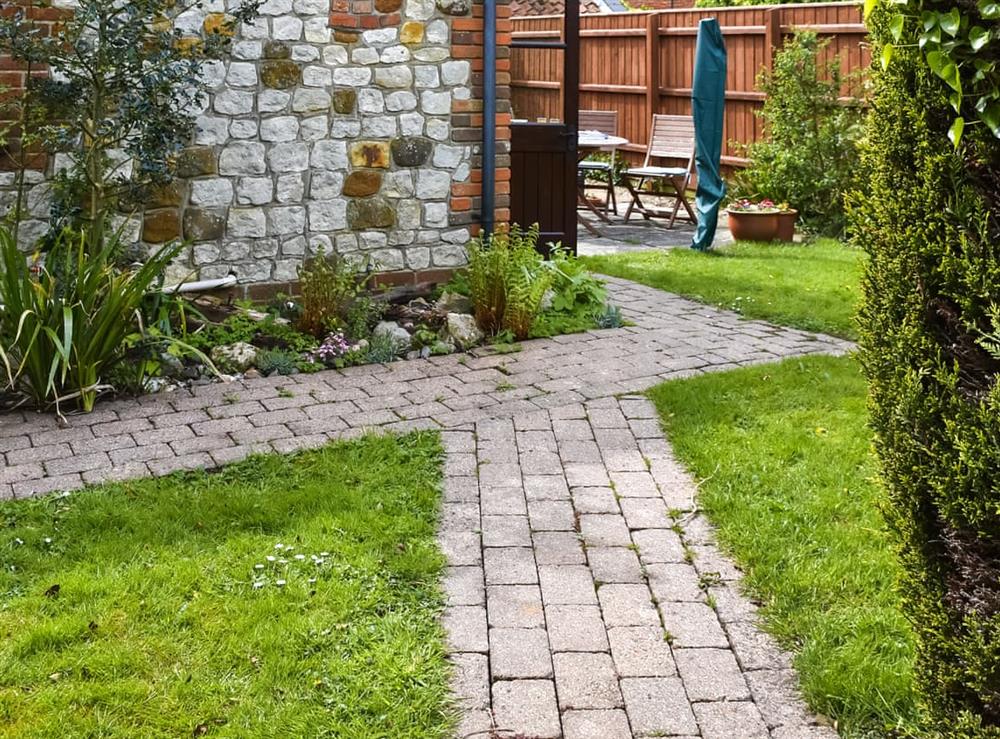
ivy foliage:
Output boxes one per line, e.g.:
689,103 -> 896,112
849,3 -> 1000,735
873,0 -> 1000,145
0,0 -> 259,245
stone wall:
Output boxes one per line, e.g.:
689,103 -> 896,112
7,0 -> 514,286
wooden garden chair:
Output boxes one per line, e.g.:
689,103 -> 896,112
577,109 -> 619,215
623,114 -> 697,227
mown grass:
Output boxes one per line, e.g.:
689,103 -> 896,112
581,239 -> 864,340
0,432 -> 451,739
649,355 -> 918,737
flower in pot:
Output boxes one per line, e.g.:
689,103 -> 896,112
726,199 -> 798,242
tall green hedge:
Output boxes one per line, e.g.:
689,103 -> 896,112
849,6 -> 1000,736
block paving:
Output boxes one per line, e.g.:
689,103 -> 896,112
0,277 -> 849,737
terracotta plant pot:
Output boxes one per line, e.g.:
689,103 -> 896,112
775,209 -> 798,242
726,209 -> 779,242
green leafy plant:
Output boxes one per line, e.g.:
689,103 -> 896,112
0,227 -> 183,413
595,303 -> 625,329
0,0 -> 260,246
848,3 -> 1000,733
365,331 -> 400,364
255,348 -> 299,377
465,223 -> 553,340
730,32 -> 863,237
873,0 -> 999,146
297,249 -> 381,340
548,247 -> 607,316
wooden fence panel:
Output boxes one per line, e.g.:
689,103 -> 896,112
510,2 -> 870,168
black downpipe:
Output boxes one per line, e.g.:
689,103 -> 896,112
481,0 -> 497,238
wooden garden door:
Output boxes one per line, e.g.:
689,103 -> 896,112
509,0 -> 580,254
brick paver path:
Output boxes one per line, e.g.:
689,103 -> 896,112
1,277 -> 849,737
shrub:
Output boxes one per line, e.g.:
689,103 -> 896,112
731,31 -> 862,237
0,228 -> 183,413
848,3 -> 1000,734
465,223 -> 553,340
0,0 -> 259,246
297,250 -> 380,340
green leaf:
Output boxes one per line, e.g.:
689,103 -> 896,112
881,43 -> 895,70
968,26 -> 990,51
925,50 -> 943,73
947,116 -> 964,147
940,8 -> 961,36
982,103 -> 1000,138
863,0 -> 878,19
979,0 -> 1000,19
889,14 -> 905,41
949,90 -> 962,112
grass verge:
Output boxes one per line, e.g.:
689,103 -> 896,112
649,355 -> 917,737
0,432 -> 451,739
581,239 -> 863,340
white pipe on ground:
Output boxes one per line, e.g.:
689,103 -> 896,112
161,273 -> 238,295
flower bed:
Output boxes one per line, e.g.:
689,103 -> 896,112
1,225 -> 622,411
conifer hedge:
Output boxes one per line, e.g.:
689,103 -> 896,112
850,3 -> 1000,735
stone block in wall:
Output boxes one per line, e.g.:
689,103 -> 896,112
391,136 -> 431,167
349,141 -> 391,168
343,170 -> 382,196
184,208 -> 226,241
347,197 -> 396,229
143,209 -> 181,244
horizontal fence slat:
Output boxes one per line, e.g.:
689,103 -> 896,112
511,1 -> 870,171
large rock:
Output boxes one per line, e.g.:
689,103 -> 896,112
372,321 -> 412,354
211,342 -> 258,373
436,290 -> 472,314
444,312 -> 483,350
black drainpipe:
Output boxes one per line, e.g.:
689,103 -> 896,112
481,0 -> 497,238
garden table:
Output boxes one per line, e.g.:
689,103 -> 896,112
577,130 -> 629,235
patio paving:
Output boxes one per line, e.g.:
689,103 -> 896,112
576,189 -> 734,256
0,276 -> 849,737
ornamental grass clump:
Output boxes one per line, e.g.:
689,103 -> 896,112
0,228 -> 183,413
466,223 -> 553,340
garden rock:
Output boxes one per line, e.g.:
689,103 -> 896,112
436,291 -> 472,315
372,321 -> 412,354
444,312 -> 483,350
211,342 -> 258,373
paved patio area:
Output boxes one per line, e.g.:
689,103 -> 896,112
0,277 -> 849,738
576,190 -> 733,256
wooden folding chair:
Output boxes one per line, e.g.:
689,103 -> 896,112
577,109 -> 619,215
623,114 -> 697,227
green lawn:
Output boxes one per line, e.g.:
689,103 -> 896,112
649,356 -> 917,737
582,239 -> 863,340
0,433 -> 452,739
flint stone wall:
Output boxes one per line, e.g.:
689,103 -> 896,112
11,0 -> 477,284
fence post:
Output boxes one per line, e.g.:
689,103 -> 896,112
645,12 -> 660,125
765,6 -> 783,71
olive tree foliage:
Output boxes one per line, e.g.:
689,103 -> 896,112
0,0 -> 259,247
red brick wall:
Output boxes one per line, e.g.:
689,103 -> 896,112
449,0 -> 512,234
0,0 -> 70,170
329,0 -> 402,30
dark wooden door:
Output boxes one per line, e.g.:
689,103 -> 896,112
509,1 -> 580,254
